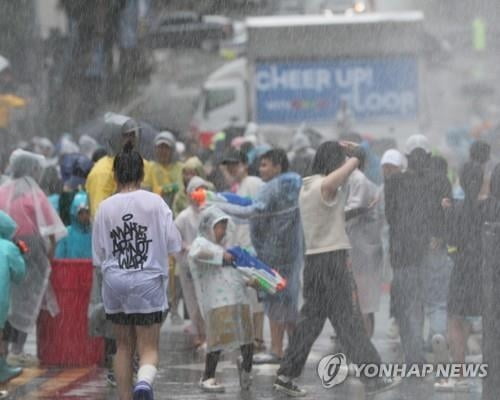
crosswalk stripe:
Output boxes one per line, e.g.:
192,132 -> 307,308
0,367 -> 46,392
15,367 -> 93,399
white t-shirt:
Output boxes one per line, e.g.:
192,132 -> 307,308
234,175 -> 263,247
92,190 -> 182,314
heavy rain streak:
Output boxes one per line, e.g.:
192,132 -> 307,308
1,1 -> 500,400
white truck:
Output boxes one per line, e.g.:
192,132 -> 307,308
190,12 -> 424,146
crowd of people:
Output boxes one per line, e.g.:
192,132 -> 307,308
0,108 -> 498,399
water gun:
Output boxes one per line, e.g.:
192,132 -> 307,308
190,188 -> 252,207
14,239 -> 29,255
227,246 -> 286,295
161,183 -> 180,206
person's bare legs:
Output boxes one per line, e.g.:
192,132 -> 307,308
270,320 -> 295,358
253,312 -> 265,348
362,313 -> 375,338
135,324 -> 161,368
270,320 -> 285,358
448,316 -> 471,369
113,324 -> 136,400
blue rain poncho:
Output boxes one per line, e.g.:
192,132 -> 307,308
0,211 -> 26,329
214,172 -> 303,322
55,192 -> 92,259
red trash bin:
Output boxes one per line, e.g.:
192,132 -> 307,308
37,259 -> 104,366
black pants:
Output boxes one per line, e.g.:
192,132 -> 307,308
204,344 -> 253,380
277,250 -> 381,379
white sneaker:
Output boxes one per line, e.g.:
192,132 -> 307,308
434,378 -> 471,392
431,334 -> 449,364
199,378 -> 225,393
7,353 -> 39,367
236,356 -> 252,390
0,390 -> 8,399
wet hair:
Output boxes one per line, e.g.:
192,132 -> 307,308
311,141 -> 345,175
92,147 -> 107,163
338,131 -> 362,144
460,161 -> 483,205
429,155 -> 448,176
407,148 -> 430,174
469,141 -> 490,164
260,148 -> 289,172
113,141 -> 144,185
490,163 -> 500,199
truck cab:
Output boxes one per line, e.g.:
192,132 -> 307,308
191,12 -> 424,146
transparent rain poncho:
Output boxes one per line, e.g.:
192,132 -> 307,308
345,169 -> 384,314
0,149 -> 67,333
188,206 -> 253,352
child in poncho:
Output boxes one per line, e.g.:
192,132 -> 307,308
0,211 -> 26,385
188,206 -> 254,393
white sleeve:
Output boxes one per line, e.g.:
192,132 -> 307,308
92,206 -> 105,267
162,203 -> 182,254
188,237 -> 224,266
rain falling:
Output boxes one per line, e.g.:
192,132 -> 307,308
0,1 -> 500,399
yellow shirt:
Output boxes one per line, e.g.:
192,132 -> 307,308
86,156 -> 153,217
0,94 -> 26,129
143,161 -> 183,197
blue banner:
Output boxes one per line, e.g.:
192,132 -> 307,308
255,57 -> 418,124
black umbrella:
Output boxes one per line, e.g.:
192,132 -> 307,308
75,113 -> 160,160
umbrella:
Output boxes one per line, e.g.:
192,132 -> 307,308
75,113 -> 160,160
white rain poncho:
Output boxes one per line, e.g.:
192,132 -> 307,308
0,149 -> 67,333
345,169 -> 384,314
188,206 -> 253,352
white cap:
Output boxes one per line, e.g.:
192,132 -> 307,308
0,55 -> 10,73
381,149 -> 405,168
404,134 -> 431,155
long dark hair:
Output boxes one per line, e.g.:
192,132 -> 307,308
460,161 -> 483,209
311,141 -> 345,175
113,141 -> 144,185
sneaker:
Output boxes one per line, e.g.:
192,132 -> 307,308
0,357 -> 23,384
7,353 -> 39,367
199,377 -> 225,393
365,377 -> 402,395
253,352 -> 282,365
106,371 -> 117,387
431,334 -> 449,364
133,380 -> 154,400
273,376 -> 307,397
236,356 -> 252,390
0,390 -> 8,399
434,378 -> 471,392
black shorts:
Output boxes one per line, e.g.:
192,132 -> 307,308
106,310 -> 168,326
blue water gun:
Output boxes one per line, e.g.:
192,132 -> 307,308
227,246 -> 287,295
190,188 -> 252,207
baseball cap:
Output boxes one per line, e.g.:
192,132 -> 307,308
404,134 -> 431,155
155,131 -> 176,147
380,149 -> 405,168
221,148 -> 248,164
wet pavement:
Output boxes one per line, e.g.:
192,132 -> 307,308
1,293 -> 484,399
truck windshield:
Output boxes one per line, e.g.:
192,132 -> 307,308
204,88 -> 236,114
